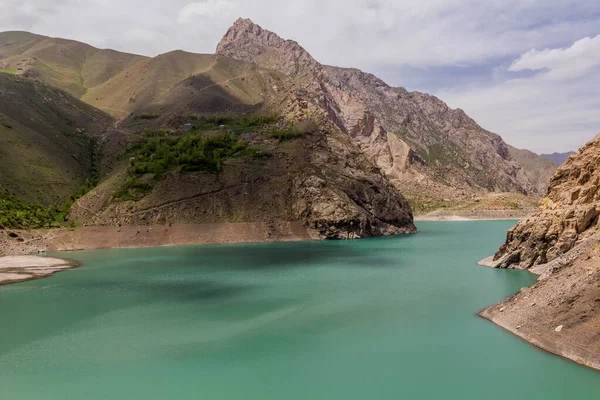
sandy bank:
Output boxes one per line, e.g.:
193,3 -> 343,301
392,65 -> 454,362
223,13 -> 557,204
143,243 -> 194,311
414,209 -> 528,221
0,256 -> 80,285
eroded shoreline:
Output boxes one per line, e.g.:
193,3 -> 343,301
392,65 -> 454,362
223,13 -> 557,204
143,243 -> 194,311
0,221 -> 315,256
477,235 -> 600,373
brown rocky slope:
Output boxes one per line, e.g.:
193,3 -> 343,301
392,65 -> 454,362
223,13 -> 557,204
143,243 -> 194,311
217,18 -> 554,202
480,134 -> 600,371
71,105 -> 416,239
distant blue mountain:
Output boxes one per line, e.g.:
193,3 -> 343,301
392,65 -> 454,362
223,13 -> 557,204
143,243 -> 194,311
540,152 -> 574,165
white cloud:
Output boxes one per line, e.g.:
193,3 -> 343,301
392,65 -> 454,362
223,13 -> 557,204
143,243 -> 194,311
0,0 -> 598,152
124,28 -> 158,42
509,34 -> 600,80
1,0 -> 598,68
178,0 -> 235,23
437,36 -> 600,153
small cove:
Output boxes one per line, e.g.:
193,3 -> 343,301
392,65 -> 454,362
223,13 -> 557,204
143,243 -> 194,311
0,221 -> 599,399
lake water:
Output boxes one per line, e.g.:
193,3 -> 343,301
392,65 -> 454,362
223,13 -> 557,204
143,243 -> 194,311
1,221 -> 599,399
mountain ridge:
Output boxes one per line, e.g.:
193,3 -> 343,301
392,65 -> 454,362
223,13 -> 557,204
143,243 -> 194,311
216,18 -> 551,202
541,152 -> 574,165
1,25 -> 557,203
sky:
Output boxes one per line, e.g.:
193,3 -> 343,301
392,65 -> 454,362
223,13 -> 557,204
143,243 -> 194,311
1,0 -> 599,153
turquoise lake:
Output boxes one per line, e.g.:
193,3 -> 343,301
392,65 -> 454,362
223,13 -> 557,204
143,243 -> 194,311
1,221 -> 599,399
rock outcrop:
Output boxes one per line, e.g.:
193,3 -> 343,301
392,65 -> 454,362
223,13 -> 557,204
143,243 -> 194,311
217,18 -> 551,201
490,134 -> 600,270
480,134 -> 600,371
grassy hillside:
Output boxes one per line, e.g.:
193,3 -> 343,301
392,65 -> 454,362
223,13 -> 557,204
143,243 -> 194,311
0,72 -> 112,205
0,31 -> 145,98
0,32 -> 282,121
83,51 -> 284,119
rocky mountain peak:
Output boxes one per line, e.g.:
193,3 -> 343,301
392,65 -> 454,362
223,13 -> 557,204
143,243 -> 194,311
215,18 -> 550,200
216,18 -> 319,76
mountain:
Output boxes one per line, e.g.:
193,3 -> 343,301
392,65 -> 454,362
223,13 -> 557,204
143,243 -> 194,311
508,146 -> 558,194
82,51 -> 284,120
0,73 -> 113,204
0,31 -> 144,98
0,29 -> 416,238
1,19 -> 566,239
217,18 -> 555,204
480,133 -> 600,370
541,152 -> 574,165
2,24 -> 556,205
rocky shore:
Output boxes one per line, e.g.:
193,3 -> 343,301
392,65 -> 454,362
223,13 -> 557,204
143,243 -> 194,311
479,134 -> 600,372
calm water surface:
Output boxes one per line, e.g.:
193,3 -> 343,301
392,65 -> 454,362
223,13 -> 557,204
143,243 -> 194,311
1,221 -> 599,399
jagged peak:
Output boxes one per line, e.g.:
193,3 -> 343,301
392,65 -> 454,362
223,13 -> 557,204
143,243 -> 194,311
216,17 -> 319,76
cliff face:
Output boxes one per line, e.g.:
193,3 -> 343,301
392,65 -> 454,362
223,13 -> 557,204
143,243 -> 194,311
480,134 -> 600,371
492,134 -> 600,270
217,18 -> 548,201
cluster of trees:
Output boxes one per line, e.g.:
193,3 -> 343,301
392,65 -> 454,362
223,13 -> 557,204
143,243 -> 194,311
116,132 -> 248,201
0,137 -> 100,229
0,189 -> 63,229
131,132 -> 247,175
0,180 -> 97,229
116,113 -> 304,201
183,113 -> 279,133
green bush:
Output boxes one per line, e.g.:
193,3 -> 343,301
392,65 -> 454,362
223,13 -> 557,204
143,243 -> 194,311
134,113 -> 160,120
271,124 -> 303,141
116,131 -> 249,201
0,189 -> 59,229
183,113 -> 279,133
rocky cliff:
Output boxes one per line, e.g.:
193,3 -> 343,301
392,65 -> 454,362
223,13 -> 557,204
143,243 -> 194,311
480,134 -> 600,371
217,18 -> 548,202
490,134 -> 600,270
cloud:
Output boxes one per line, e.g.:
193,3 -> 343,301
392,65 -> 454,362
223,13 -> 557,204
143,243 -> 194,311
178,0 -> 235,23
437,35 -> 600,153
0,0 -> 598,152
509,34 -> 600,80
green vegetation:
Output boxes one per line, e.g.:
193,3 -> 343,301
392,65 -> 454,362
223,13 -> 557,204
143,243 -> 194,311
131,132 -> 247,174
0,177 -> 99,229
408,198 -> 459,214
116,113 -> 308,201
0,188 -> 58,229
134,113 -> 160,120
116,129 -> 249,201
270,124 -> 303,141
0,72 -> 111,205
0,134 -> 101,229
182,113 -> 279,134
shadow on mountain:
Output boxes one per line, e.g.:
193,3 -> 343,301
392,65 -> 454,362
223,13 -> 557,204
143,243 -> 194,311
149,74 -> 266,117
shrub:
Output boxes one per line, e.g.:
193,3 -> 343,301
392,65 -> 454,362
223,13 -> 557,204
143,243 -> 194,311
134,113 -> 160,120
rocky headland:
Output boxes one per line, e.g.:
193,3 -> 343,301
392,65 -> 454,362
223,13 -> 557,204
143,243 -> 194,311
480,134 -> 600,370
